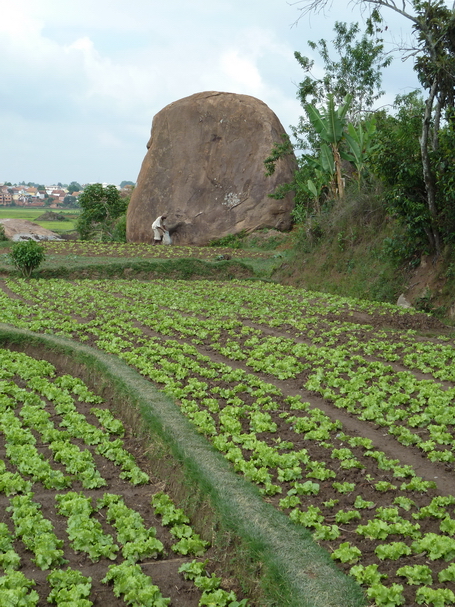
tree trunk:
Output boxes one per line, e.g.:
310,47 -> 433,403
420,78 -> 442,254
331,144 -> 344,199
432,99 -> 441,152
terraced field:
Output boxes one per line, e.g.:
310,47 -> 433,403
0,347 -> 250,607
1,273 -> 455,606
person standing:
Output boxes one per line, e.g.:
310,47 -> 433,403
152,214 -> 167,245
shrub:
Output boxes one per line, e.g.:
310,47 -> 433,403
111,214 -> 127,242
208,231 -> 247,249
76,183 -> 128,241
9,240 -> 46,278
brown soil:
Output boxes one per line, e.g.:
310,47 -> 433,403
1,259 -> 455,606
0,379 -> 229,607
0,219 -> 61,241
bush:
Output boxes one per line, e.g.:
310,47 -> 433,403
0,224 -> 7,241
9,240 -> 46,278
208,231 -> 247,249
77,183 -> 128,241
111,214 -> 127,243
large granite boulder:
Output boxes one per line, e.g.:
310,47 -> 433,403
126,91 -> 297,245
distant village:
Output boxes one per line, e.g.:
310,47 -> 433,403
0,181 -> 134,208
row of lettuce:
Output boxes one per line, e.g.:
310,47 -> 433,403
2,278 -> 455,605
36,241 -> 271,260
0,348 -> 247,607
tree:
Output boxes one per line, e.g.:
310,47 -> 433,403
292,21 -> 390,153
292,0 -> 455,254
63,195 -> 78,208
77,183 -> 128,241
67,182 -> 82,194
295,21 -> 391,117
265,20 -> 390,220
370,92 -> 430,254
344,116 -> 380,189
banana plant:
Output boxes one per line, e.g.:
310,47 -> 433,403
305,94 -> 353,199
343,117 -> 378,189
300,157 -> 332,213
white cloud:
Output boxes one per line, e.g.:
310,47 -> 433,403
220,51 -> 264,92
0,0 -> 428,184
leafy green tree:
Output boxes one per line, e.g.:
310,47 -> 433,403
411,0 -> 455,253
295,21 -> 388,108
435,108 -> 455,241
9,240 -> 46,278
292,21 -> 390,151
343,116 -> 379,189
63,195 -> 78,207
111,214 -> 127,242
293,0 -> 455,253
370,92 -> 429,257
265,21 -> 389,220
67,182 -> 82,194
77,184 -> 128,241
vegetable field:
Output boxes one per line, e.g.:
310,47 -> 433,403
0,347 -> 249,607
1,274 -> 455,606
39,241 -> 273,261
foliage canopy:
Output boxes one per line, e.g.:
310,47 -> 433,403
77,183 -> 128,242
291,0 -> 455,255
8,240 -> 46,278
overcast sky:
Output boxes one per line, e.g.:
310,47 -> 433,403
0,0 -> 427,186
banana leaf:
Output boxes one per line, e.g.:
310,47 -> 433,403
306,179 -> 319,198
320,143 -> 335,174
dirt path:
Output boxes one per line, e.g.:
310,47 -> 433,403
129,317 -> 455,498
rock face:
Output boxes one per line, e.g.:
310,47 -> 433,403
126,91 -> 297,245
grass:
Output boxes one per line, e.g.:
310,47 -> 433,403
0,207 -> 78,219
34,220 -> 76,232
0,207 -> 79,233
0,252 -> 259,281
281,231 -> 406,303
273,190 -> 409,304
0,236 -> 286,281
